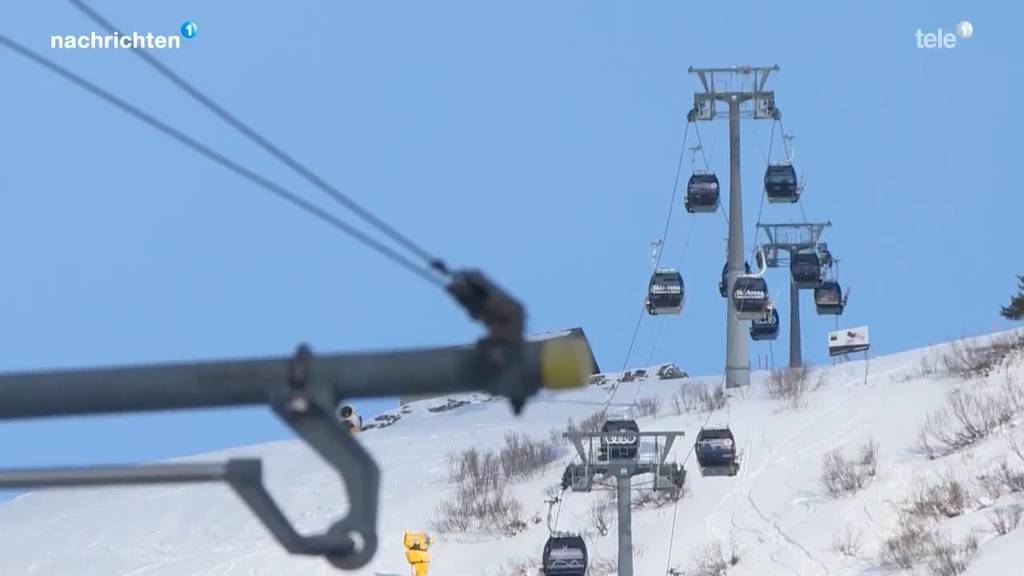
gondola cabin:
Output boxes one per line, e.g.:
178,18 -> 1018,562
695,427 -> 739,477
790,252 -> 821,289
646,269 -> 684,315
685,171 -> 720,213
731,275 -> 770,320
719,262 -> 751,298
814,280 -> 845,315
598,417 -> 640,461
764,161 -> 799,203
542,535 -> 588,576
750,307 -> 780,341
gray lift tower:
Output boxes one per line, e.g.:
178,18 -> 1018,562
688,65 -> 781,389
756,221 -> 832,367
563,427 -> 686,576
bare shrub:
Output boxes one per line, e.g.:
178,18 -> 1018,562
988,505 -> 1024,536
832,524 -> 862,558
673,381 -> 727,414
908,470 -> 970,520
927,533 -> 978,576
588,555 -> 617,576
631,484 -> 687,509
859,438 -> 879,478
914,389 -> 1011,459
499,556 -> 540,576
434,445 -> 531,535
1001,374 -> 1024,414
499,432 -> 559,480
635,395 -> 662,418
588,497 -> 613,536
879,515 -> 936,569
679,537 -> 737,573
765,366 -> 811,408
821,440 -> 878,497
992,458 -> 1024,494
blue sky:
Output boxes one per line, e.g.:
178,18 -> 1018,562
0,1 -> 1019,475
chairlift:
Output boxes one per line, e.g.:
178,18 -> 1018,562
685,171 -> 720,213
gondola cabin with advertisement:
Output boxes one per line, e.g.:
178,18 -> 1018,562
646,269 -> 684,315
732,275 -> 770,320
695,427 -> 739,477
750,307 -> 780,341
542,534 -> 588,576
685,171 -> 720,213
720,261 -> 751,298
598,417 -> 640,461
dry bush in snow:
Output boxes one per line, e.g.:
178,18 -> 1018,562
914,389 -> 1012,459
765,366 -> 813,408
940,333 -> 1024,380
673,381 -> 728,414
678,538 -> 740,576
821,440 -> 878,497
926,532 -> 978,576
588,497 -> 614,537
499,432 -> 559,480
879,515 -> 937,569
988,504 -> 1024,536
634,395 -> 662,418
832,524 -> 862,558
907,470 -> 970,520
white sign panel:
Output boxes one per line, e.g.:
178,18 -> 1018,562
828,326 -> 870,357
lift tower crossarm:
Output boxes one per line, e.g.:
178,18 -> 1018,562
755,221 -> 832,367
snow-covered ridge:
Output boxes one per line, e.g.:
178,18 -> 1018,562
2,333 -> 1024,576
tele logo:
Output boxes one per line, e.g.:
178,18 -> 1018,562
916,21 -> 973,49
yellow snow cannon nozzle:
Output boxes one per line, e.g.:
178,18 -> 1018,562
540,336 -> 590,390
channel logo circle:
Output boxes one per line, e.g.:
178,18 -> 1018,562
956,20 -> 973,40
180,20 -> 198,39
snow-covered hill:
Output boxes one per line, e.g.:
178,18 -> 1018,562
3,333 -> 1024,576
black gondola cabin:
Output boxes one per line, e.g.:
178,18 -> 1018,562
685,171 -> 720,213
731,275 -> 770,320
542,535 -> 588,576
598,417 -> 640,461
750,307 -> 780,341
646,269 -> 684,315
764,162 -> 799,203
695,427 -> 739,477
790,252 -> 821,289
814,280 -> 845,315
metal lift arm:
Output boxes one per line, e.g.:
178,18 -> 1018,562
0,271 -> 592,570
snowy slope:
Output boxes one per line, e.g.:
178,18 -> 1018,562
2,335 -> 1024,576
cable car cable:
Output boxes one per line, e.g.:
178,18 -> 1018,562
70,1 -> 452,279
663,374 -> 726,574
602,118 -> 694,415
0,34 -> 447,289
